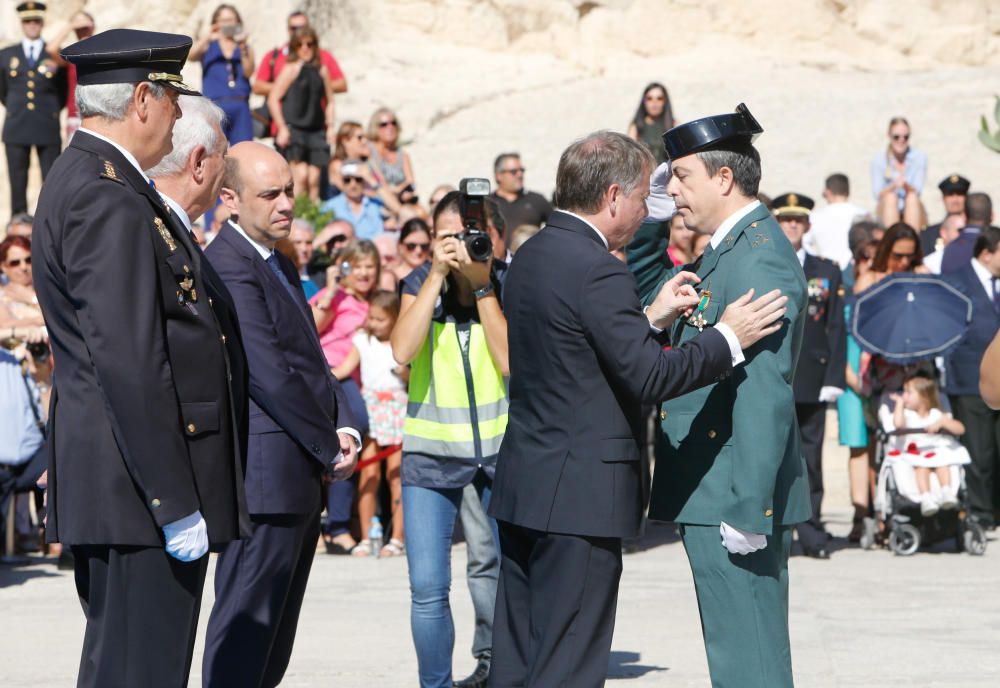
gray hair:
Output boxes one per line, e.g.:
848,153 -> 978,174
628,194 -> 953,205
76,81 -> 168,121
146,96 -> 227,178
493,152 -> 520,175
554,130 -> 653,214
289,218 -> 315,235
695,143 -> 762,197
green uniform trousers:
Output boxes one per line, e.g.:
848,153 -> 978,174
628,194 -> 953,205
680,524 -> 794,688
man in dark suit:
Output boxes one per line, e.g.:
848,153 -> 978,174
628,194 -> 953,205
943,226 -> 1000,528
942,192 -> 993,274
31,30 -> 249,688
489,130 -> 788,687
772,193 -> 847,559
0,2 -> 68,214
920,174 -> 970,257
202,141 -> 359,688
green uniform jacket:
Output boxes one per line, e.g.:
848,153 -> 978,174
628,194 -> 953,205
627,204 -> 811,534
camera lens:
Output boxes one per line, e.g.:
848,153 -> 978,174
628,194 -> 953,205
465,233 -> 493,262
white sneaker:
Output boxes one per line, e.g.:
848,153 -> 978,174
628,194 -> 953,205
939,494 -> 958,510
920,493 -> 940,517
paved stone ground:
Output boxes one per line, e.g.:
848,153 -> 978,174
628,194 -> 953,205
3,412 -> 999,686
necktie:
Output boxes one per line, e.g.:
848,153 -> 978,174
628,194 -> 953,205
266,253 -> 301,305
27,46 -> 36,67
992,276 -> 999,315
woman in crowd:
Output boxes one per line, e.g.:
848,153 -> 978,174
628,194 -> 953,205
854,221 -> 927,293
391,192 -> 508,688
329,120 -> 371,194
1,236 -> 45,338
667,212 -> 695,266
189,4 -> 255,145
368,107 -> 416,204
269,27 -> 336,201
309,239 -> 380,553
395,218 -> 432,282
627,82 -> 676,167
870,116 -> 927,230
333,290 -> 408,557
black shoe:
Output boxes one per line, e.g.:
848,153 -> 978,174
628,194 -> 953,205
803,546 -> 830,560
453,657 -> 490,688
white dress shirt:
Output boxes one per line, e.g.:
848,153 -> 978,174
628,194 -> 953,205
710,200 -> 761,250
161,194 -> 193,233
21,38 -> 43,64
804,201 -> 869,268
227,220 -> 361,451
972,257 -> 997,302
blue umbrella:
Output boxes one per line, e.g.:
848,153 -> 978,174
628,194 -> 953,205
851,273 -> 972,365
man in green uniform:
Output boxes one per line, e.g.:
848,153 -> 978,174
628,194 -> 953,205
627,104 -> 809,687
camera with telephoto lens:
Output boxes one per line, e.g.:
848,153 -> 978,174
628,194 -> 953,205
456,178 -> 493,262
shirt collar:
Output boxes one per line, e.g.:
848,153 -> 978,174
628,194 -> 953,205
21,38 -> 42,54
557,209 -> 609,249
710,200 -> 761,249
972,255 -> 993,284
796,247 -> 806,266
78,127 -> 151,184
159,194 -> 192,232
228,220 -> 273,260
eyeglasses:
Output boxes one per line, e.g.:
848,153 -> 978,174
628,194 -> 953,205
5,256 -> 31,267
288,23 -> 308,31
645,94 -> 665,101
403,241 -> 430,252
891,134 -> 910,142
378,120 -> 398,128
300,41 -> 316,48
344,176 -> 364,185
500,167 -> 525,175
890,251 -> 915,260
329,234 -> 348,244
352,133 -> 366,141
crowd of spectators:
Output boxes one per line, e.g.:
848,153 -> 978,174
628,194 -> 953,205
2,5 -> 1000,686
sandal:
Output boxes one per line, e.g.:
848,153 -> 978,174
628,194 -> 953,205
325,534 -> 357,556
380,538 -> 405,557
351,539 -> 372,557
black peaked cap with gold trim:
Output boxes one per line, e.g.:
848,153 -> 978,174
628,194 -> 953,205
17,2 -> 46,21
937,174 -> 970,195
61,29 -> 200,96
771,192 -> 814,218
662,103 -> 763,160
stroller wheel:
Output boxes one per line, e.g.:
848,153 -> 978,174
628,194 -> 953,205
963,522 -> 988,556
889,523 -> 920,556
859,517 -> 878,550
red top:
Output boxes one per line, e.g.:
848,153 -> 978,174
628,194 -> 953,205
67,63 -> 78,118
254,45 -> 344,84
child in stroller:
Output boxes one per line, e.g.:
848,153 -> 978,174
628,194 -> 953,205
880,373 -> 967,516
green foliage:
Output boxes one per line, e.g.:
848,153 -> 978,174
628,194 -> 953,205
293,194 -> 335,230
979,95 -> 1000,153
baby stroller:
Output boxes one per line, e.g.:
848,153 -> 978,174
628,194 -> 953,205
873,423 -> 987,556
853,273 -> 986,555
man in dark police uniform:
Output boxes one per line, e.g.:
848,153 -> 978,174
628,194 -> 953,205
31,30 -> 249,688
0,2 -> 68,214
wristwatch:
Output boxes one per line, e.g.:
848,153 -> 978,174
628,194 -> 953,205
474,283 -> 494,300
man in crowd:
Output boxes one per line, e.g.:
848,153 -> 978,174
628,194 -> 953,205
629,105 -> 809,688
923,213 -> 965,274
489,152 -> 552,229
5,213 -> 33,239
803,173 -> 868,268
33,30 -> 249,687
253,10 -> 347,99
942,192 -> 994,274
288,217 -> 321,298
921,174 -> 970,256
944,226 -> 1000,529
44,10 -> 96,142
490,129 -> 786,686
0,2 -> 68,215
772,192 -> 846,560
322,161 -> 385,239
202,142 -> 359,688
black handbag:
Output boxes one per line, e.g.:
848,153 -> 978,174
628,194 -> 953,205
252,48 -> 281,139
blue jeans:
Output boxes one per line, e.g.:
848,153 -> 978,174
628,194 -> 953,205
403,471 -> 499,688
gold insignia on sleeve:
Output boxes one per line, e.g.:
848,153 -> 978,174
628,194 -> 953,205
102,160 -> 118,180
154,217 -> 177,252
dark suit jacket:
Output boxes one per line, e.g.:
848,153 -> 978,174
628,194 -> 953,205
793,254 -> 847,403
205,222 -> 356,515
944,262 -> 1000,397
941,226 -> 983,275
0,42 -> 67,145
32,131 -> 248,546
489,211 -> 733,539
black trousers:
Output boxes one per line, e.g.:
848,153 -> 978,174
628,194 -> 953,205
202,509 -> 320,688
5,142 -> 60,214
794,402 -> 829,549
489,520 -> 622,688
949,395 -> 1000,525
72,544 -> 209,688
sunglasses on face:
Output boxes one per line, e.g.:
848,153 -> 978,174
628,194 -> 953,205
288,23 -> 308,31
891,251 -> 914,260
645,94 -> 665,101
5,256 -> 31,267
403,242 -> 430,252
22,18 -> 42,25
500,167 -> 525,175
329,234 -> 347,245
300,41 -> 316,48
378,120 -> 398,128
344,176 -> 364,185
891,134 -> 910,142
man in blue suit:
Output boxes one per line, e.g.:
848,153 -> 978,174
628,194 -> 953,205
201,142 -> 359,688
943,225 -> 1000,528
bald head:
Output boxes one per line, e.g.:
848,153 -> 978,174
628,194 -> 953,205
220,142 -> 295,249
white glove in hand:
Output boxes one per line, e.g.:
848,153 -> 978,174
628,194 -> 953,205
646,162 -> 675,222
819,386 -> 844,403
163,510 -> 209,562
719,521 -> 767,555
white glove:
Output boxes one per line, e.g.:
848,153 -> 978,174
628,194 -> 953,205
720,521 -> 767,555
819,386 -> 844,403
646,161 -> 675,222
162,510 -> 209,562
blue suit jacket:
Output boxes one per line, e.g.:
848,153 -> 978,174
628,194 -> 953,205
943,262 -> 1000,397
205,222 -> 356,515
